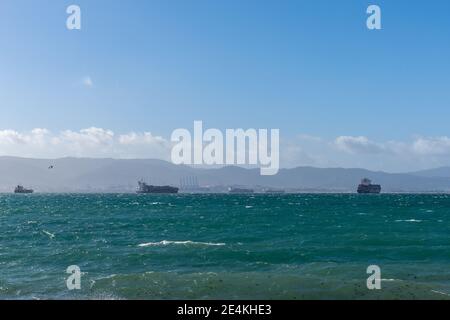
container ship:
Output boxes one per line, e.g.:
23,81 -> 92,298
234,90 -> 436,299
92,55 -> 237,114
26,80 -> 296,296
14,185 -> 34,194
357,178 -> 381,194
136,180 -> 179,194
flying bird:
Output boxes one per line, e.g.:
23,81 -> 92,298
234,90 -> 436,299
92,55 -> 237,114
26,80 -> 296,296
48,165 -> 54,169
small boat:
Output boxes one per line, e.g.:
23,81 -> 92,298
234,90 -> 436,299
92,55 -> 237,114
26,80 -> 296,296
14,185 -> 34,194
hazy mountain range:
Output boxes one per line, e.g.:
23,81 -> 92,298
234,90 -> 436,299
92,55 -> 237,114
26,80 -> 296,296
1,156 -> 450,193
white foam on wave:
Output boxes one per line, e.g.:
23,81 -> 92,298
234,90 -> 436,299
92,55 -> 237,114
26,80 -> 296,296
138,240 -> 226,247
381,278 -> 397,282
89,292 -> 124,300
42,230 -> 55,239
395,219 -> 422,223
431,290 -> 450,297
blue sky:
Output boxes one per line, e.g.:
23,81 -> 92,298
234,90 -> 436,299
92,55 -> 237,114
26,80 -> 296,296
1,0 -> 450,171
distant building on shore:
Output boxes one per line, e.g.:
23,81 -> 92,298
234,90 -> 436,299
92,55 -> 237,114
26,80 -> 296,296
179,176 -> 210,193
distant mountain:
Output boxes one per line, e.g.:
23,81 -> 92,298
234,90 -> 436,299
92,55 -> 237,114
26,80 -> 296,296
409,167 -> 450,178
0,156 -> 450,193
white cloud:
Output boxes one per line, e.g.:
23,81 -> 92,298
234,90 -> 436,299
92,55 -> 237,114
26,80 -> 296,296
334,135 -> 450,157
59,127 -> 114,147
0,128 -> 171,160
334,136 -> 386,154
118,132 -> 171,160
119,132 -> 167,146
0,128 -> 50,145
1,128 -> 450,172
281,135 -> 450,172
0,130 -> 27,144
412,137 -> 450,155
82,76 -> 94,88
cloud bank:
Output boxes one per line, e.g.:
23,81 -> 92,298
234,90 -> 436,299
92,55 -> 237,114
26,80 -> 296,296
1,128 -> 450,172
0,128 -> 171,160
283,134 -> 450,172
335,136 -> 387,154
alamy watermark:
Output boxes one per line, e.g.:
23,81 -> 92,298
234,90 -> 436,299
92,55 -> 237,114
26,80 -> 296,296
66,265 -> 81,290
366,265 -> 381,290
367,5 -> 382,30
65,4 -> 381,31
171,121 -> 279,176
66,5 -> 81,30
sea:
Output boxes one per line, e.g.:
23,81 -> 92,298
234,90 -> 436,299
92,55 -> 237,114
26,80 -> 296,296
1,193 -> 449,300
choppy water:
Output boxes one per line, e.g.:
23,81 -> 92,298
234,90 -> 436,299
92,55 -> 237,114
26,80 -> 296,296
1,193 -> 450,300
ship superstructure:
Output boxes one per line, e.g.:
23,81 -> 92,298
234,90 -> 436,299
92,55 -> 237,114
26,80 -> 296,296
14,185 -> 34,194
357,178 -> 381,194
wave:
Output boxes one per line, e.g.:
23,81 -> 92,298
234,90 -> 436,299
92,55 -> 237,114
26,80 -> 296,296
71,270 -> 450,300
431,290 -> 450,297
42,230 -> 55,239
137,240 -> 226,247
395,219 -> 422,223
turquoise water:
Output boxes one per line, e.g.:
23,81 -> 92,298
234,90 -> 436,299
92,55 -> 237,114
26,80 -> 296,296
1,193 -> 450,300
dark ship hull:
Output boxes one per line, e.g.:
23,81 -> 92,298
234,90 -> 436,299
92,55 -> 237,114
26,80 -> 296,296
14,186 -> 34,194
357,184 -> 381,194
264,189 -> 285,194
228,188 -> 254,194
136,181 -> 178,194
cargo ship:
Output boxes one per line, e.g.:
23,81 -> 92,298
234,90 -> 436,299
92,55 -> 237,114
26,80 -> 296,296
357,178 -> 381,194
228,187 -> 254,194
136,180 -> 179,194
14,185 -> 34,194
264,189 -> 285,194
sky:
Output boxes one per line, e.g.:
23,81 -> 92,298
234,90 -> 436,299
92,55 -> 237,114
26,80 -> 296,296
1,0 -> 450,172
